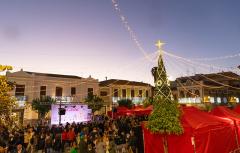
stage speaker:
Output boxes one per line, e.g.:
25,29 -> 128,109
58,108 -> 66,115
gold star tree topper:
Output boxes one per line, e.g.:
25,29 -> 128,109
155,40 -> 165,55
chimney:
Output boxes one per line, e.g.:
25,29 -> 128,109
105,76 -> 108,80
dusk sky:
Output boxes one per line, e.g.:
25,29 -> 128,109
1,0 -> 240,84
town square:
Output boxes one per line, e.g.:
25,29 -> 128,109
1,0 -> 240,153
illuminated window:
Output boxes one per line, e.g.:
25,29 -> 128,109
210,97 -> 214,103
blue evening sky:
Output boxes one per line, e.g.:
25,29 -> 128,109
0,0 -> 239,84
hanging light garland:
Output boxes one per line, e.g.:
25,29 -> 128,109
111,0 -> 152,61
191,52 -> 240,61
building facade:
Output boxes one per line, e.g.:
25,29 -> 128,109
170,72 -> 240,104
6,69 -> 99,124
99,79 -> 153,111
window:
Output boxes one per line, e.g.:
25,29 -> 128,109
15,85 -> 25,96
122,89 -> 126,98
131,89 -> 135,97
100,91 -> 108,96
40,86 -> 46,97
71,87 -> 76,96
55,87 -> 63,97
139,90 -> 142,97
114,89 -> 118,97
88,88 -> 93,97
146,90 -> 149,97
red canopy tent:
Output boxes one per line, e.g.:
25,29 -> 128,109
234,105 -> 240,114
131,105 -> 153,116
210,106 -> 240,144
107,105 -> 153,118
143,106 -> 238,153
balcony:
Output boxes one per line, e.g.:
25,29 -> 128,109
14,96 -> 28,108
178,97 -> 201,104
53,96 -> 74,103
112,97 -> 146,104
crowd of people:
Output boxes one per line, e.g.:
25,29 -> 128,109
0,115 -> 147,153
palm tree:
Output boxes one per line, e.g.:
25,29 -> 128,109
32,96 -> 55,119
85,95 -> 104,113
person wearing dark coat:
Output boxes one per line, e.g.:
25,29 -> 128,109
79,137 -> 88,153
13,143 -> 26,153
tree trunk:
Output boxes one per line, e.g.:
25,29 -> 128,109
163,134 -> 168,153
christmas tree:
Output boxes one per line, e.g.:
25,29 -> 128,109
147,41 -> 183,135
0,65 -> 17,130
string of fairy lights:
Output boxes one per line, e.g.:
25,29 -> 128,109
111,0 -> 152,62
110,0 -> 240,90
191,52 -> 240,61
1,0 -> 240,104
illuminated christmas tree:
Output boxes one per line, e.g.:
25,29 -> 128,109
148,40 -> 183,135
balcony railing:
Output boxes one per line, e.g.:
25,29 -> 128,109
53,96 -> 74,103
112,97 -> 146,104
14,96 -> 28,107
178,97 -> 201,104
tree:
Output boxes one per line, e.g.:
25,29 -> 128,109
143,97 -> 154,108
85,95 -> 104,113
32,96 -> 55,119
147,41 -> 183,153
117,99 -> 133,109
0,65 -> 17,130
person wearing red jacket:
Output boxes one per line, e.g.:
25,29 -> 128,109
67,128 -> 76,147
61,128 -> 68,152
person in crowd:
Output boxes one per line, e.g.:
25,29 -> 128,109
95,136 -> 106,153
128,130 -> 137,153
67,128 -> 75,147
14,143 -> 26,153
61,128 -> 68,152
108,137 -> 116,153
79,135 -> 88,153
45,132 -> 52,153
36,132 -> 45,153
69,141 -> 77,153
52,133 -> 62,153
0,115 -> 148,153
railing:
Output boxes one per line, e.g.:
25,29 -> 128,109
53,96 -> 74,103
14,96 -> 28,107
178,97 -> 201,104
112,97 -> 146,104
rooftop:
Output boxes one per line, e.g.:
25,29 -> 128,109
24,71 -> 82,79
99,79 -> 152,87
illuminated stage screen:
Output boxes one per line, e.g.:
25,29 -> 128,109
51,104 -> 92,125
